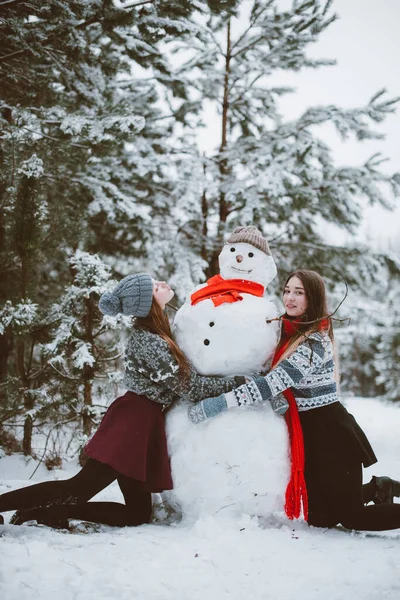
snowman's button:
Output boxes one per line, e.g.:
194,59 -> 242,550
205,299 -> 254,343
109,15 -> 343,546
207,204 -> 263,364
209,322 -> 215,327
204,339 -> 210,346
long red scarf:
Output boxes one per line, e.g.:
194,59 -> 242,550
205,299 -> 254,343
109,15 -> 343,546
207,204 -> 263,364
272,317 -> 329,521
272,338 -> 308,521
191,274 -> 265,307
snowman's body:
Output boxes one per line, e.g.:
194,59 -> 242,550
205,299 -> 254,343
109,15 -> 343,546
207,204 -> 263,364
173,295 -> 278,375
164,238 -> 289,522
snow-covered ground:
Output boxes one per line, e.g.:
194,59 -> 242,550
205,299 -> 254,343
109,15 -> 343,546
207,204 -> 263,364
1,397 -> 400,600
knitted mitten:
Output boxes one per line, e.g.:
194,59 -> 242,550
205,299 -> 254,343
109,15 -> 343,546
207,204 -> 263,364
188,394 -> 228,424
269,393 -> 289,415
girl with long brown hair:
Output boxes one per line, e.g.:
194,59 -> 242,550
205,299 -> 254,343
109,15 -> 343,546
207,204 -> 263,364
189,269 -> 400,531
0,273 -> 246,529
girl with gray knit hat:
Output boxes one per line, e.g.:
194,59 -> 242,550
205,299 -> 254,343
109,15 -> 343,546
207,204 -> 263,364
0,273 -> 246,529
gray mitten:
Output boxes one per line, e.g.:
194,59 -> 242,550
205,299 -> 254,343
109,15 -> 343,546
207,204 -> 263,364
269,393 -> 289,415
188,394 -> 228,424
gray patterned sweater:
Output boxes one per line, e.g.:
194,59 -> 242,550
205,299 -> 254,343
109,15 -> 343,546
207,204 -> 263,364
123,325 -> 246,407
188,331 -> 340,424
227,331 -> 339,412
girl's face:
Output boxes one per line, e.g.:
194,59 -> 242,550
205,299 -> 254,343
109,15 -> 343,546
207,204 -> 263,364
283,276 -> 308,317
153,280 -> 174,309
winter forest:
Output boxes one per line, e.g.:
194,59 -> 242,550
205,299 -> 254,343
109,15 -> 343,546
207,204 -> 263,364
1,0 -> 399,465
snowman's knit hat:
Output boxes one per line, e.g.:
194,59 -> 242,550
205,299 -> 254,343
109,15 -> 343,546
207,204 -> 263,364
226,226 -> 272,256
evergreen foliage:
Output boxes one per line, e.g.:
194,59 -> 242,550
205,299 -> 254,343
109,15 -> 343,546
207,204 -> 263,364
0,0 -> 399,459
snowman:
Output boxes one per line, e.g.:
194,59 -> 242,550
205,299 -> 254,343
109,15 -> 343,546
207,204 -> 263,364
163,227 -> 290,523
173,226 -> 280,376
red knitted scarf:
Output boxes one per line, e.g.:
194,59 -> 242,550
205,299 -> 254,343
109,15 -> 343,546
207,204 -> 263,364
273,317 -> 330,521
191,274 -> 265,307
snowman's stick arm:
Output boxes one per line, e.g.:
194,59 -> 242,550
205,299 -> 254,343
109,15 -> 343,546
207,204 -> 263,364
166,302 -> 179,312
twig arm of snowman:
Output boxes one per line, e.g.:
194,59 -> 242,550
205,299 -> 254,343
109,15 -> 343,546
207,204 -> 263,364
125,329 -> 246,405
188,334 -> 328,423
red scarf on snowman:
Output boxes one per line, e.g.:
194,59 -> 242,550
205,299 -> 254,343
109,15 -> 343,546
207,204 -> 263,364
191,274 -> 265,306
275,316 -> 330,522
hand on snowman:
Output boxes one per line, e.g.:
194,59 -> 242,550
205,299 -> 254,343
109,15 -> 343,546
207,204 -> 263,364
187,394 -> 228,423
187,380 -> 289,424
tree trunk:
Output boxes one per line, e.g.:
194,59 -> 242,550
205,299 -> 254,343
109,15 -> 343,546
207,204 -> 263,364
82,295 -> 96,436
16,338 -> 34,455
82,374 -> 93,436
209,18 -> 232,277
22,413 -> 33,456
201,159 -> 209,267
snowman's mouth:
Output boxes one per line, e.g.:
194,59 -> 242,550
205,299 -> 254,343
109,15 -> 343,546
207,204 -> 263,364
232,266 -> 252,274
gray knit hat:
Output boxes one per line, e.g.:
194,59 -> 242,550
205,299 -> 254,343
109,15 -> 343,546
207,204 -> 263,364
226,226 -> 272,255
99,273 -> 154,317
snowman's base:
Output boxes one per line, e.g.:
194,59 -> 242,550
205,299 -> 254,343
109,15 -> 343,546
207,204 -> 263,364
165,402 -> 290,521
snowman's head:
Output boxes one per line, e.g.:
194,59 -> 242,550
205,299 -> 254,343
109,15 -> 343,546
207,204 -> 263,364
219,242 -> 277,288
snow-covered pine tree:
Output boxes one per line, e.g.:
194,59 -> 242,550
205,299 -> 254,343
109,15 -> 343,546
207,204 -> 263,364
37,251 -> 125,457
0,0 -> 217,452
337,256 -> 400,401
156,0 -> 400,285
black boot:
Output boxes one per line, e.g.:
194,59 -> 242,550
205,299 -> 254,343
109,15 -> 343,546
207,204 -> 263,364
10,507 -> 69,529
372,476 -> 400,505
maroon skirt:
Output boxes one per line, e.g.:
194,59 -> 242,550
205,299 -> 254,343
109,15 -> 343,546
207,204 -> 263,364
84,391 -> 173,492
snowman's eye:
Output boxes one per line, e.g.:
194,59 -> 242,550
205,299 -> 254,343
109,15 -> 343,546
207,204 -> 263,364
248,252 -> 254,258
230,247 -> 235,252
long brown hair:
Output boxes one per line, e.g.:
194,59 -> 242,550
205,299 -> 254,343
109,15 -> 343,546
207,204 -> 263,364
275,270 -> 336,368
135,299 -> 191,379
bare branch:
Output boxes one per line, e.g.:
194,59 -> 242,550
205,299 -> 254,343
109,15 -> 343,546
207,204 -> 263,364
0,49 -> 26,63
121,0 -> 153,8
0,0 -> 26,8
29,416 -> 78,480
21,126 -> 89,149
49,363 -> 81,381
230,2 -> 271,52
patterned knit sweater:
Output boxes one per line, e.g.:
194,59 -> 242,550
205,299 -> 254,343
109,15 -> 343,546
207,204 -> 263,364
123,325 -> 246,407
224,331 -> 339,412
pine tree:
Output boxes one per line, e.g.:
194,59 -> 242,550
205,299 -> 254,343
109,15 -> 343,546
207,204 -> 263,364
42,251 -> 123,447
156,0 -> 400,283
337,258 -> 400,401
0,0 -> 220,452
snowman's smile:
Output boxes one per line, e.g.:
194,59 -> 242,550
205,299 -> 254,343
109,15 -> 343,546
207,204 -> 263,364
232,266 -> 252,274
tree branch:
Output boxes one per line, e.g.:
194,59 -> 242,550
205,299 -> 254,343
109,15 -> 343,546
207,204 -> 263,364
28,416 -> 78,480
0,0 -> 26,8
230,2 -> 271,52
21,126 -> 89,149
0,49 -> 26,63
49,363 -> 81,381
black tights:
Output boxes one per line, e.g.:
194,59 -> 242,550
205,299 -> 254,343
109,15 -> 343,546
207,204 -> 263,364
307,461 -> 400,531
0,458 -> 152,527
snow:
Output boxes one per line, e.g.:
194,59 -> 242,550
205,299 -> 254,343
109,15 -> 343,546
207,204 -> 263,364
0,300 -> 38,335
18,154 -> 44,179
165,401 -> 289,520
1,397 -> 400,600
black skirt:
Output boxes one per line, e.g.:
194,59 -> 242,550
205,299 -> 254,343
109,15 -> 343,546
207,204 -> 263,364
300,401 -> 377,469
299,401 -> 378,526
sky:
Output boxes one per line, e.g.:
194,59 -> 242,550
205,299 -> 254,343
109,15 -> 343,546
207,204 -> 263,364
197,0 -> 400,252
273,0 -> 400,252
